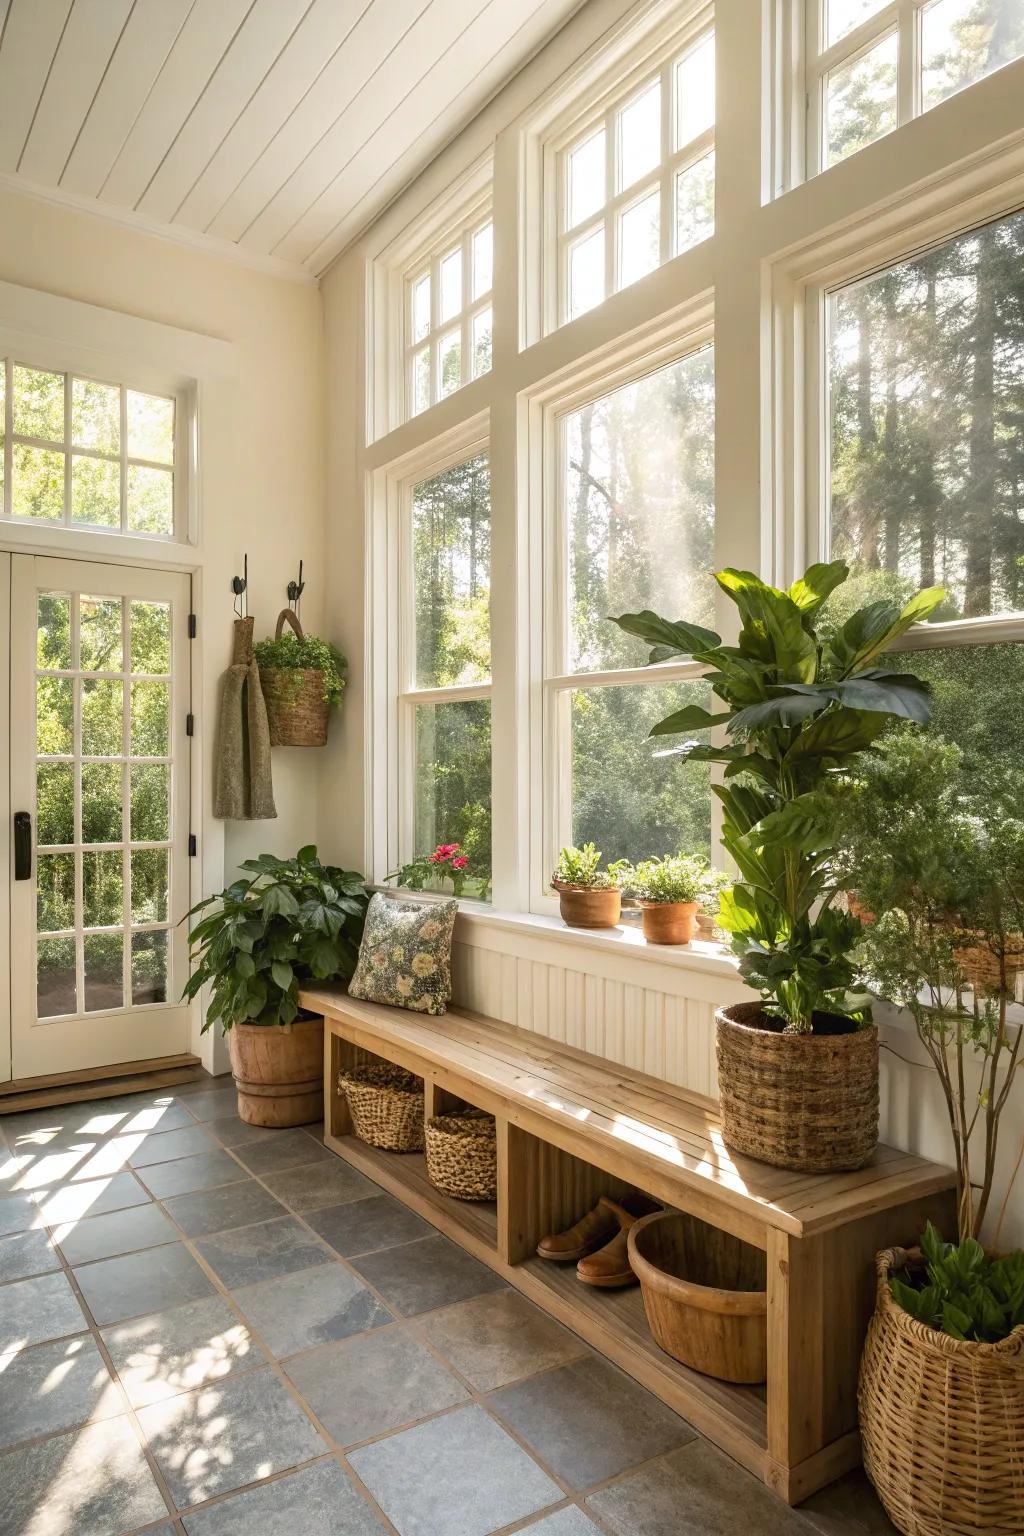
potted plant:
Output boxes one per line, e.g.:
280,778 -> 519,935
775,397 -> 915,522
612,560 -> 944,1172
833,735 -> 1024,1534
184,846 -> 368,1126
696,867 -> 730,941
629,854 -> 706,944
386,841 -> 491,902
551,843 -> 629,929
254,611 -> 346,747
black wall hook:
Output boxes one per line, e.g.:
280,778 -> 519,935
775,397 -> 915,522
287,560 -> 305,615
232,553 -> 248,618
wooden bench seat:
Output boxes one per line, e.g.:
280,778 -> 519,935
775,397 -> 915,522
301,983 -> 957,1505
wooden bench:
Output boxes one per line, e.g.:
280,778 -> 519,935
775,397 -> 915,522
301,983 -> 957,1505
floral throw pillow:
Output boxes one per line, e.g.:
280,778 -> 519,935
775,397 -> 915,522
348,893 -> 458,1016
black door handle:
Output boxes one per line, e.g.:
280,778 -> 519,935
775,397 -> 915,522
14,812 -> 32,880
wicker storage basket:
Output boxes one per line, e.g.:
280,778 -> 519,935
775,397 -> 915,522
859,1246 -> 1024,1536
259,609 -> 331,748
715,1001 -> 878,1172
425,1111 -> 497,1200
339,1063 -> 425,1152
952,930 -> 1024,997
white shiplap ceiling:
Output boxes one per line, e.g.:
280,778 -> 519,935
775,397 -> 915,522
0,0 -> 583,279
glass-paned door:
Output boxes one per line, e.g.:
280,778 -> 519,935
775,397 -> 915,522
8,556 -> 192,1080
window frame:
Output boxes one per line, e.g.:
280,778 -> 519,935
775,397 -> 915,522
403,209 -> 494,419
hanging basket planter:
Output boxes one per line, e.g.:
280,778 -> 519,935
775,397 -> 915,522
256,609 -> 343,748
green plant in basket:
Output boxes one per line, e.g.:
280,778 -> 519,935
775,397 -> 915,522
890,1221 -> 1024,1343
611,561 -> 945,1033
183,846 -> 367,1030
253,631 -> 347,707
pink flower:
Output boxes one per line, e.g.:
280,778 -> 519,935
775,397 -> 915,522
433,842 -> 460,861
451,855 -> 469,870
429,850 -> 445,863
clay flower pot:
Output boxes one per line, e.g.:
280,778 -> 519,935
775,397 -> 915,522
553,883 -> 621,929
639,901 -> 699,945
228,1016 -> 324,1127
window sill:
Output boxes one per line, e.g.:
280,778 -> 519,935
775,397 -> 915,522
453,903 -> 738,976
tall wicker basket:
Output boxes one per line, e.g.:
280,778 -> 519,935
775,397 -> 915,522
715,1001 -> 878,1172
859,1246 -> 1024,1535
259,609 -> 331,748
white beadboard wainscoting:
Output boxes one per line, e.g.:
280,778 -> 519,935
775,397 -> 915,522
450,912 -> 1024,1248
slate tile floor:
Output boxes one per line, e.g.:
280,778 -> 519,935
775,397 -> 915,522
0,1079 -> 897,1536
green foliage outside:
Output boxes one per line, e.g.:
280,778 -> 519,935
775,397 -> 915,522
184,848 -> 368,1030
613,561 -> 944,1032
890,1222 -> 1024,1344
254,631 -> 347,707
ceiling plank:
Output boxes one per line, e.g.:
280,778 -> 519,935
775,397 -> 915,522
98,0 -> 255,209
136,0 -> 315,223
20,0 -> 134,187
238,0 -> 494,257
173,0 -> 366,234
60,0 -> 195,198
205,0 -> 434,245
0,0 -> 74,175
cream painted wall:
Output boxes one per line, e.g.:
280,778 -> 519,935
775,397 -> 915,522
0,185 -> 327,882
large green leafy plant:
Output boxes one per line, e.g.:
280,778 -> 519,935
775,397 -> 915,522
891,1222 -> 1024,1343
184,847 -> 368,1030
612,562 -> 944,1033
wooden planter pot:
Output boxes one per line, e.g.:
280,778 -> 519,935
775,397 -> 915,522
639,901 -> 699,945
554,884 -> 621,929
228,1016 -> 324,1128
859,1247 -> 1024,1535
628,1210 -> 768,1384
715,1000 -> 879,1173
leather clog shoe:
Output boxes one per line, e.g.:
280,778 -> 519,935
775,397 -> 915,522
536,1198 -> 620,1262
576,1195 -> 658,1288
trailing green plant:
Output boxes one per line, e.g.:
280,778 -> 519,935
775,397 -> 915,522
629,853 -> 707,905
385,841 -> 490,902
611,561 -> 944,1033
890,1221 -> 1024,1343
552,843 -> 629,890
183,847 -> 368,1031
254,631 -> 347,707
832,732 -> 1024,1241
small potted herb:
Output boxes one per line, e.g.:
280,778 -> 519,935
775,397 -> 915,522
551,844 -> 628,929
629,854 -> 706,945
254,612 -> 346,747
184,847 -> 367,1125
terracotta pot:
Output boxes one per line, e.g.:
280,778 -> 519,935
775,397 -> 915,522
554,884 -> 621,929
639,901 -> 699,945
628,1210 -> 768,1384
228,1016 -> 324,1128
695,912 -> 717,940
715,1000 -> 879,1173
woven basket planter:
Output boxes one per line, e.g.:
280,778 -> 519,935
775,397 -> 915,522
715,1001 -> 878,1172
339,1063 -> 425,1152
259,609 -> 331,747
859,1247 -> 1024,1535
951,930 -> 1024,997
425,1112 -> 497,1200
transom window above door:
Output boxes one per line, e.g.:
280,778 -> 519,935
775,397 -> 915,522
0,359 -> 178,538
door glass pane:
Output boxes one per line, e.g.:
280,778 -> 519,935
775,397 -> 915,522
131,850 -> 168,924
131,682 -> 170,756
37,678 -> 73,754
412,455 -> 491,687
72,378 -> 119,452
37,594 -> 71,669
37,854 -> 75,932
131,764 -> 169,841
618,80 -> 661,192
568,226 -> 605,319
567,128 -> 605,229
564,345 -> 715,672
83,850 -> 123,927
127,465 -> 173,536
82,680 -> 124,756
675,150 -> 715,253
82,763 -> 123,843
83,933 -> 123,1012
37,938 -> 76,1018
827,208 -> 1024,619
825,31 -> 898,166
80,596 -> 123,672
618,189 -> 660,290
131,932 -> 167,1006
13,366 -> 64,440
12,445 -> 64,521
675,32 -> 715,147
414,699 -> 491,898
37,763 -> 74,846
72,457 -> 120,529
571,680 -> 713,864
126,392 -> 174,464
130,602 -> 171,675
921,0 -> 1024,108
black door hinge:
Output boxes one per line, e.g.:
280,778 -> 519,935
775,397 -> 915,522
188,613 -> 197,639
186,713 -> 194,736
188,834 -> 197,857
